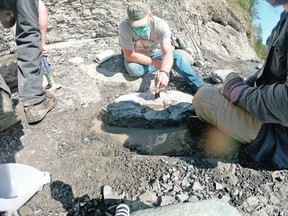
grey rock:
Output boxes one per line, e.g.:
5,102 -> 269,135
221,195 -> 231,203
231,188 -> 239,197
242,196 -> 260,212
181,177 -> 191,188
161,183 -> 173,193
176,193 -> 189,202
194,60 -> 205,68
162,173 -> 170,183
215,182 -> 224,190
151,179 -> 161,192
270,192 -> 280,205
102,91 -> 193,129
103,185 -> 124,205
172,170 -> 180,178
255,64 -> 263,70
192,181 -> 204,191
173,184 -> 182,193
160,196 -> 174,206
0,58 -> 18,88
210,69 -> 234,84
272,171 -> 285,182
19,206 -> 34,216
188,195 -> 199,202
174,49 -> 195,66
139,191 -> 158,206
130,199 -> 241,216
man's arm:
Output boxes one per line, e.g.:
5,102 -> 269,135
154,43 -> 173,89
159,43 -> 173,74
122,48 -> 162,69
39,0 -> 48,56
238,84 -> 288,127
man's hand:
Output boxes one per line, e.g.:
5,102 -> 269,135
155,70 -> 170,89
221,72 -> 249,103
42,44 -> 49,57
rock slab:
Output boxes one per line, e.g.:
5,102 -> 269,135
102,91 -> 194,129
130,199 -> 241,216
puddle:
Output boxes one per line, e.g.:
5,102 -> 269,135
90,118 -> 199,156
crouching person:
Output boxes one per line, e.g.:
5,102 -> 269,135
119,2 -> 205,94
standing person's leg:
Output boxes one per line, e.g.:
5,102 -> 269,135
0,75 -> 11,95
172,51 -> 205,90
7,0 -> 56,123
11,0 -> 44,105
192,86 -> 262,144
0,75 -> 17,131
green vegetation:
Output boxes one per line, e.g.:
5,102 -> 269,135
237,0 -> 258,19
253,24 -> 267,59
237,0 -> 267,59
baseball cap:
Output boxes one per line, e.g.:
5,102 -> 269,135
0,10 -> 15,28
127,2 -> 150,27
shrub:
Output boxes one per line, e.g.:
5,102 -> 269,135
237,0 -> 259,19
238,0 -> 267,58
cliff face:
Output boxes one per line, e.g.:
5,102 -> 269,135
0,0 -> 257,60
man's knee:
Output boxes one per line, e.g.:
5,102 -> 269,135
193,86 -> 216,110
173,51 -> 184,62
173,50 -> 194,65
125,63 -> 144,77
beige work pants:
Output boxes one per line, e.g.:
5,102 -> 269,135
193,86 -> 262,143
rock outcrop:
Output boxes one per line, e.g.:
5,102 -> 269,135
0,0 -> 257,60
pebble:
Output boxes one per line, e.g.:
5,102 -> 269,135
221,195 -> 231,203
231,188 -> 239,197
192,181 -> 204,191
103,185 -> 125,205
173,184 -> 182,193
181,177 -> 191,187
162,173 -> 170,183
160,196 -> 175,206
176,193 -> 189,202
270,192 -> 280,205
215,182 -> 224,190
139,191 -> 158,206
19,206 -> 34,216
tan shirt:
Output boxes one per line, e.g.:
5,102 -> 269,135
119,16 -> 171,56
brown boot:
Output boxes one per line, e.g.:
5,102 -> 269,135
0,89 -> 17,131
187,115 -> 210,137
24,91 -> 56,124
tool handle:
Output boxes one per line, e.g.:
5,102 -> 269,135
42,57 -> 55,85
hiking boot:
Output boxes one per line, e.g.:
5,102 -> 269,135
187,115 -> 209,137
24,91 -> 56,124
0,89 -> 17,131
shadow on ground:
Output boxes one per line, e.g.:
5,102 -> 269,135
50,180 -> 150,216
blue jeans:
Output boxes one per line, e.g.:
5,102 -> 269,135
124,50 -> 205,88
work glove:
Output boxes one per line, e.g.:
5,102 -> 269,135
220,72 -> 249,104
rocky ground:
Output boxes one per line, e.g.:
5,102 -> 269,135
0,36 -> 288,216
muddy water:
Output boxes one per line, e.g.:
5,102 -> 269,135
90,118 -> 197,156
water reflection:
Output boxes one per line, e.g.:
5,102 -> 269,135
90,118 -> 241,166
90,118 -> 199,157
